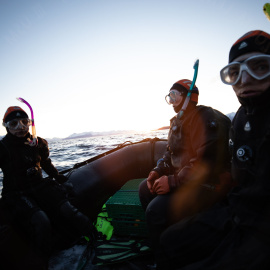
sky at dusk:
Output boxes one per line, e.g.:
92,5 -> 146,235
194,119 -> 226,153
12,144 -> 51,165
1,0 -> 269,138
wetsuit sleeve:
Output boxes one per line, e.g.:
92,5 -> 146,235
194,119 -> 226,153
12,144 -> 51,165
152,149 -> 173,176
38,138 -> 59,179
168,108 -> 231,189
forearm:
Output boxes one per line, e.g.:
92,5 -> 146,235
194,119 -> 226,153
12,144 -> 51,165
41,158 -> 59,178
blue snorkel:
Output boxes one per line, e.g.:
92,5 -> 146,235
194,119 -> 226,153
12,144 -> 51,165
177,59 -> 199,119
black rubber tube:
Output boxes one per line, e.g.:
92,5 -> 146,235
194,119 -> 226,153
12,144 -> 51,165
67,140 -> 167,218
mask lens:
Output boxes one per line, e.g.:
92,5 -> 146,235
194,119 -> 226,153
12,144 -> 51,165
165,94 -> 172,104
21,119 -> 31,126
220,63 -> 241,85
7,120 -> 20,129
247,56 -> 270,79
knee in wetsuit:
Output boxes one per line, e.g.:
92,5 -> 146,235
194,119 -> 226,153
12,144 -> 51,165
58,201 -> 96,241
30,210 -> 52,256
139,179 -> 155,211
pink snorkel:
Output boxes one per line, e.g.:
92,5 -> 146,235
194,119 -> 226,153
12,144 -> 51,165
16,97 -> 38,146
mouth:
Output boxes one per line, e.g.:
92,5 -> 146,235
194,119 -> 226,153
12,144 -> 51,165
14,130 -> 28,137
239,90 -> 263,98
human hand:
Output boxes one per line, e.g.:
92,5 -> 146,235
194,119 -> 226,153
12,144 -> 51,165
152,175 -> 170,195
147,171 -> 159,194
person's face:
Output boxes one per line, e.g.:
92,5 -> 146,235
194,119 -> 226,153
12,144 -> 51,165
7,118 -> 30,137
232,52 -> 270,98
165,89 -> 184,110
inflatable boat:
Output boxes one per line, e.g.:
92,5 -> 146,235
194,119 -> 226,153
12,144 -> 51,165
48,137 -> 167,270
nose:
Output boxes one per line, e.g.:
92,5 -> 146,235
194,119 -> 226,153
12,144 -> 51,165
17,120 -> 25,129
240,70 -> 253,84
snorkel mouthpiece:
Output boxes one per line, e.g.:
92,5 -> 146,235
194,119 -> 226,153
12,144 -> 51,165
177,59 -> 199,119
16,97 -> 38,146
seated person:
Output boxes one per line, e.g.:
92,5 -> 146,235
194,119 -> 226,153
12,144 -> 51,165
139,79 -> 232,258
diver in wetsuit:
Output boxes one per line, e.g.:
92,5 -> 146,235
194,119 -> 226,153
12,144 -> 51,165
139,79 -> 232,261
0,105 -> 96,269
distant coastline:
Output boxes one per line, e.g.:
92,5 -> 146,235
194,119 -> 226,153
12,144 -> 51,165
156,126 -> 169,130
63,130 -> 136,140
0,112 -> 235,141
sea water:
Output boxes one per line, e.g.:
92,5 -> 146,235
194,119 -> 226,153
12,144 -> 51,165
0,130 -> 168,195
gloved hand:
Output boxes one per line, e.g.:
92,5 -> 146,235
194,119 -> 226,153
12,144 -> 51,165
152,175 -> 170,195
55,174 -> 68,184
147,171 -> 159,194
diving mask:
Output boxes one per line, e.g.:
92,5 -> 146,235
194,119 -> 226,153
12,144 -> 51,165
3,118 -> 32,130
165,90 -> 184,105
220,55 -> 270,85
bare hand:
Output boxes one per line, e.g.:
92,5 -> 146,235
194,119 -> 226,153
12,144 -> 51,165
147,171 -> 159,194
152,175 -> 170,195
